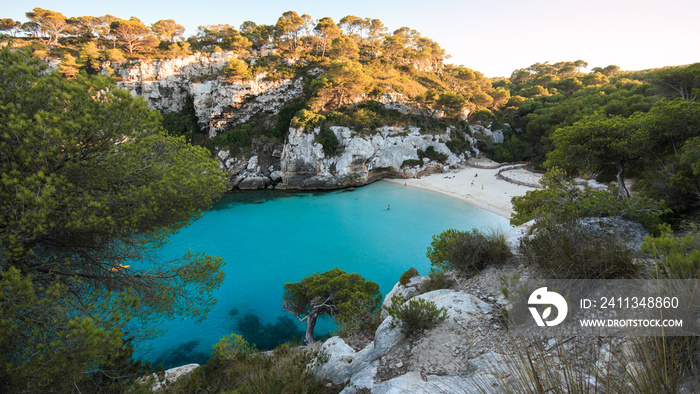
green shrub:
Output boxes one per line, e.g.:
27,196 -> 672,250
163,342 -> 324,393
417,145 -> 448,164
511,168 -> 667,230
291,109 -> 326,129
224,58 -> 251,82
445,129 -> 471,155
212,333 -> 256,361
520,219 -> 640,279
384,296 -> 449,337
314,127 -> 341,156
641,227 -> 700,279
399,267 -> 419,286
422,270 -> 454,292
401,159 -> 423,168
427,228 -> 511,276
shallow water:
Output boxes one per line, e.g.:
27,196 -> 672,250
140,181 -> 509,368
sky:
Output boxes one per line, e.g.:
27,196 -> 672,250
5,0 -> 699,77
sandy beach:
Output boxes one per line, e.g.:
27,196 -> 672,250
383,161 -> 543,219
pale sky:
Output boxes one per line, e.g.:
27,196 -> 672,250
4,0 -> 699,77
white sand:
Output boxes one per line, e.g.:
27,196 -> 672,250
383,164 -> 542,219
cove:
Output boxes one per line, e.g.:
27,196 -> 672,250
140,181 -> 509,368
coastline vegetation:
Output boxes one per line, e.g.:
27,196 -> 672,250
1,6 -> 699,393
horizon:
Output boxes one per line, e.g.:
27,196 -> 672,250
4,0 -> 699,78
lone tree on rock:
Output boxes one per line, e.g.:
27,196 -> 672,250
283,268 -> 381,344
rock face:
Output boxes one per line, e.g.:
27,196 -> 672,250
114,52 -> 304,137
114,56 -> 510,190
313,289 -> 499,393
139,363 -> 199,391
277,126 -> 473,190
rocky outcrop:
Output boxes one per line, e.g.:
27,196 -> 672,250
276,126 -> 474,190
114,55 -> 504,191
471,124 -> 504,144
139,363 -> 199,391
313,288 -> 500,393
114,52 -> 304,137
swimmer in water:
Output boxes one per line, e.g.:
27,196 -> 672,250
388,205 -> 390,210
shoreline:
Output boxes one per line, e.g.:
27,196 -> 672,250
383,165 -> 540,220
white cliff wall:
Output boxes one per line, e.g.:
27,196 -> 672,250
277,126 -> 474,189
114,52 -> 304,137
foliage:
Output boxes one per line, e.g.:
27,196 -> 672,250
545,111 -> 651,197
150,19 -> 185,42
649,63 -> 700,101
282,268 -> 381,343
445,129 -> 472,155
292,108 -> 326,129
310,60 -> 371,111
224,57 -> 251,82
384,295 -> 449,337
641,227 -> 700,279
402,159 -> 423,168
520,218 -> 640,279
212,333 -> 256,361
427,228 -> 511,275
162,343 -> 325,393
161,95 -> 203,143
479,333 -> 698,394
110,17 -> 159,54
422,270 -> 455,292
417,145 -> 448,164
511,168 -> 667,230
333,301 -> 383,339
0,48 -> 227,391
314,126 -> 341,155
399,267 -> 419,286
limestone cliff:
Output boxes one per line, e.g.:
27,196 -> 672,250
276,126 -> 472,190
114,52 -> 304,137
114,54 -> 490,190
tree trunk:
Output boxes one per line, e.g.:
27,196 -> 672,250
617,161 -> 630,198
305,312 -> 318,344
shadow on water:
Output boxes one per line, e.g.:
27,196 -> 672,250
153,340 -> 209,370
153,312 -> 323,369
209,188 -> 355,211
235,313 -> 305,350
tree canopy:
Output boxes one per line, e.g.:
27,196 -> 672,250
283,268 -> 381,344
0,48 -> 227,391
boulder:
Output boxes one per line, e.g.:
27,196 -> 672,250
381,276 -> 429,318
139,363 -> 199,391
238,176 -> 267,190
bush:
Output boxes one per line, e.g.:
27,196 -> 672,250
291,109 -> 325,129
314,127 -> 341,156
520,219 -> 640,279
384,296 -> 449,337
401,159 -> 423,168
212,333 -> 256,361
422,270 -> 455,292
399,267 -> 419,286
427,228 -> 511,276
417,145 -> 448,164
641,227 -> 700,279
163,342 -> 324,393
224,58 -> 250,82
511,167 -> 667,230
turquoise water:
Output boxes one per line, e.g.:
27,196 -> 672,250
141,181 -> 509,367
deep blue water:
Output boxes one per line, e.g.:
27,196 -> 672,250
140,181 -> 509,368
